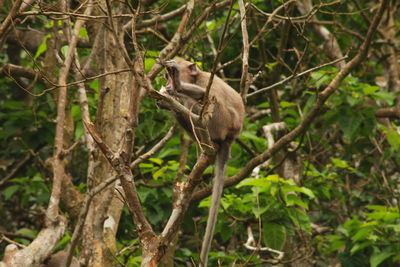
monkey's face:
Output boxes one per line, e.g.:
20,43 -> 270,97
174,58 -> 199,84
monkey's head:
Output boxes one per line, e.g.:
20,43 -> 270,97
174,57 -> 200,84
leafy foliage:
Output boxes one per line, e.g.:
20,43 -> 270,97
1,0 -> 399,266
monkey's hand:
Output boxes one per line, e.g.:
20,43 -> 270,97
157,86 -> 175,110
165,84 -> 178,96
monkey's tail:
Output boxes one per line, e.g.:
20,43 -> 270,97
199,141 -> 231,267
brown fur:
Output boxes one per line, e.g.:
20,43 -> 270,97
164,58 -> 245,266
171,58 -> 244,143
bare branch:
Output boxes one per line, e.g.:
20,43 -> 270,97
247,56 -> 348,98
0,153 -> 31,187
130,126 -> 175,168
238,0 -> 250,102
123,5 -> 187,30
147,0 -> 195,79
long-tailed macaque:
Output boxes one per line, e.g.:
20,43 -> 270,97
162,58 -> 245,266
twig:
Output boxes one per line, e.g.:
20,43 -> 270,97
238,0 -> 250,102
202,0 -> 234,107
206,30 -> 225,78
1,235 -> 26,249
216,0 -> 297,72
244,226 -> 284,261
0,231 -> 33,241
12,68 -> 130,97
0,153 -> 31,187
130,126 -> 175,168
147,0 -> 231,80
123,5 -> 187,30
147,0 -> 195,79
247,56 -> 348,98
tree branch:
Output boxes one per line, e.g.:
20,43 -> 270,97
238,0 -> 250,102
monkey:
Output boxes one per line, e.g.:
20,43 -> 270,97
162,58 -> 245,266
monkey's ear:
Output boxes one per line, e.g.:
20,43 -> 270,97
188,63 -> 198,76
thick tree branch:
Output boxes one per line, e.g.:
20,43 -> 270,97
0,0 -> 23,40
0,64 -> 39,80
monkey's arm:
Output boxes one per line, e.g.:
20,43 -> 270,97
165,60 -> 205,100
178,82 -> 205,100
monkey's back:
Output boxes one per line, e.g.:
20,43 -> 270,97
198,72 -> 245,143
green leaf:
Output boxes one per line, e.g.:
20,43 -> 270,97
263,222 -> 286,250
61,45 -> 69,58
153,166 -> 165,180
252,205 -> 268,218
145,57 -> 155,72
331,158 -> 350,169
338,110 -> 361,139
75,123 -> 84,140
79,27 -> 88,38
265,62 -> 278,71
362,85 -> 379,95
284,194 -> 308,209
237,177 -> 271,190
55,234 -> 71,250
3,185 -> 20,200
387,129 -> 400,150
350,241 -> 373,255
34,34 -> 51,59
288,208 -> 311,233
280,101 -> 296,108
370,250 -> 394,267
351,226 -> 374,242
281,184 -> 315,199
89,79 -> 99,91
240,131 -> 267,144
149,158 -> 163,165
373,91 -> 395,105
16,228 -> 37,239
